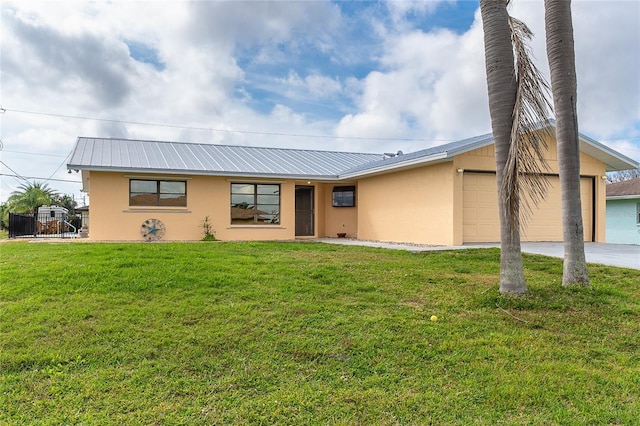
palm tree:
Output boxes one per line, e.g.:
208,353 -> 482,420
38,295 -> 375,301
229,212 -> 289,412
544,0 -> 590,287
6,181 -> 57,215
480,0 -> 526,293
480,0 -> 552,294
51,194 -> 78,215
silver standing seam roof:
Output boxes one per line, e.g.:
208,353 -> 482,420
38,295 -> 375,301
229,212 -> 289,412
67,137 -> 382,180
67,127 -> 638,180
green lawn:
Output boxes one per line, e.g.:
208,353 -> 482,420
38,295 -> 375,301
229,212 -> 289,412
1,241 -> 638,425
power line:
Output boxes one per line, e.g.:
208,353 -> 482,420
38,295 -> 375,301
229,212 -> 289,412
1,150 -> 68,158
44,151 -> 73,183
3,106 -> 453,143
599,137 -> 640,143
3,106 -> 639,159
0,173 -> 81,184
0,160 -> 29,182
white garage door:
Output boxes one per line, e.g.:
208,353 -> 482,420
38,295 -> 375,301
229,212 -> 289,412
463,173 -> 593,243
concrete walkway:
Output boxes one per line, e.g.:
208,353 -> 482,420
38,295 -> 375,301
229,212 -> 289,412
316,239 -> 640,270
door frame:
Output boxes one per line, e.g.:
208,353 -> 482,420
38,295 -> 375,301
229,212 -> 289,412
295,185 -> 315,237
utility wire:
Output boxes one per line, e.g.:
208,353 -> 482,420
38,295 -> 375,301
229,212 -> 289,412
0,160 -> 29,182
0,173 -> 81,184
1,150 -> 68,158
3,106 -> 452,143
44,151 -> 73,183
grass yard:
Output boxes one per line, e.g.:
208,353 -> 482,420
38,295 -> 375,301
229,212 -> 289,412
1,241 -> 638,425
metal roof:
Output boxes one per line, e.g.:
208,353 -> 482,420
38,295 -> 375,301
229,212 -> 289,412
341,121 -> 639,177
68,126 -> 638,180
67,137 -> 383,180
339,132 -> 495,178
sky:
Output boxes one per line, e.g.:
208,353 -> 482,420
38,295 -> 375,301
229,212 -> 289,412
1,0 -> 639,205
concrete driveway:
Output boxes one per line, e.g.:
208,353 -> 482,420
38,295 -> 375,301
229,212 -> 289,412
316,239 -> 639,270
519,242 -> 639,270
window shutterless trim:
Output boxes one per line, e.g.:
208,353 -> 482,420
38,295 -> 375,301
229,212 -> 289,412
332,185 -> 356,207
124,175 -> 191,180
123,209 -> 191,213
129,179 -> 187,207
230,183 -> 281,225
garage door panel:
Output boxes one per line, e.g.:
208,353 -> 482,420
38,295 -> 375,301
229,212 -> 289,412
463,173 -> 593,243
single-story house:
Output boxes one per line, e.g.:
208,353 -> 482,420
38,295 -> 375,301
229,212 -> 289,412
66,123 -> 638,244
606,177 -> 640,245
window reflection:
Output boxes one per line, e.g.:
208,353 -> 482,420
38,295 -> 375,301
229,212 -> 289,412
130,179 -> 187,207
332,186 -> 355,207
231,183 -> 280,224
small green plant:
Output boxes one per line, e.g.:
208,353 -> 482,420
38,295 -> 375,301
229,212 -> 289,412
201,215 -> 216,241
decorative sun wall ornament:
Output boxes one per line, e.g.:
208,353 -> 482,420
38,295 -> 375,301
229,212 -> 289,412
141,218 -> 166,241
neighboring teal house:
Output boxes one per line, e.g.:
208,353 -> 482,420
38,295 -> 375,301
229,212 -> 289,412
606,177 -> 640,245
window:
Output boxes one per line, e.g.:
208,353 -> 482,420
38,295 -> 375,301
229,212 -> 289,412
637,203 -> 640,224
231,183 -> 280,225
130,180 -> 187,207
332,186 -> 356,207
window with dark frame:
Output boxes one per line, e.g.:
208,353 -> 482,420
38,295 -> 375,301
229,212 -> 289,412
637,202 -> 640,224
129,179 -> 187,207
332,186 -> 356,207
230,183 -> 280,225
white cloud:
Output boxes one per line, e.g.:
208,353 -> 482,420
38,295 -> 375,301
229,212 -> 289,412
336,10 -> 490,147
384,0 -> 450,29
282,70 -> 343,99
509,1 -> 640,145
186,1 -> 340,48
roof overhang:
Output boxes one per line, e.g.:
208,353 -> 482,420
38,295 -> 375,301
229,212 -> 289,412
67,123 -> 638,183
339,152 -> 450,179
577,134 -> 639,172
73,166 -> 344,183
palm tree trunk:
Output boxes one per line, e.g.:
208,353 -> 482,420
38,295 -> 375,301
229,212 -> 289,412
480,0 -> 527,294
544,0 -> 590,287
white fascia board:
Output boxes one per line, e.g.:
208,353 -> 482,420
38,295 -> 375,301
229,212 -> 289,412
73,166 -> 341,182
578,135 -> 639,171
606,195 -> 640,201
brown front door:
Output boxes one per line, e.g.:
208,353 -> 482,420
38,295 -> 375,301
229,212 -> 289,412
295,186 -> 314,236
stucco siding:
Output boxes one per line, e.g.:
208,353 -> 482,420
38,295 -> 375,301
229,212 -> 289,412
321,184 -> 358,238
606,199 -> 640,245
87,171 -> 297,241
357,162 -> 456,245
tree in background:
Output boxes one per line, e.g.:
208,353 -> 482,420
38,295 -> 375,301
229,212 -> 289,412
0,202 -> 8,230
480,0 -> 552,294
6,181 -> 57,215
607,167 -> 640,183
51,193 -> 78,215
545,0 -> 589,287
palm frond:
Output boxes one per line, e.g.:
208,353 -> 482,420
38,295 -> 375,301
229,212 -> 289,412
502,14 -> 554,234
